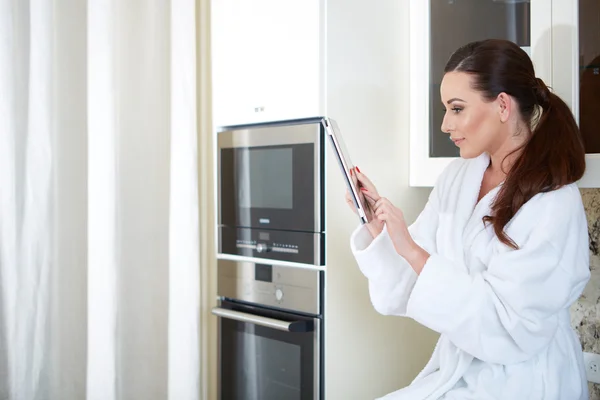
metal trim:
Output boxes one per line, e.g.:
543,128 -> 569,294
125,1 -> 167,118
217,123 -> 320,149
216,253 -> 326,271
211,307 -> 314,333
314,123 -> 323,234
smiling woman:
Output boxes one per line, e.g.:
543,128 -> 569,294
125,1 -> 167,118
346,39 -> 591,400
443,39 -> 585,248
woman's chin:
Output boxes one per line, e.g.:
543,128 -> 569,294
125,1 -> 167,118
459,147 -> 482,159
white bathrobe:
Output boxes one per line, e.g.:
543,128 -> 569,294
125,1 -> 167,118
351,153 -> 591,400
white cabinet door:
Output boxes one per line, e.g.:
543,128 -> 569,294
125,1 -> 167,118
211,0 -> 324,127
211,0 -> 254,126
408,0 -> 552,187
552,0 -> 600,188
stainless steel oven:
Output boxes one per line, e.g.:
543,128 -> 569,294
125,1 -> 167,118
217,118 -> 325,265
212,259 -> 323,400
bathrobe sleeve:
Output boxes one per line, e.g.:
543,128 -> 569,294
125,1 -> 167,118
350,187 -> 441,316
406,187 -> 590,365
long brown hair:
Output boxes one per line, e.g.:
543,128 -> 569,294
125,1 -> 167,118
444,39 -> 586,249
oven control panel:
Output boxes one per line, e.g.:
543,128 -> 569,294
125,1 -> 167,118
217,259 -> 322,316
236,239 -> 299,255
219,226 -> 324,265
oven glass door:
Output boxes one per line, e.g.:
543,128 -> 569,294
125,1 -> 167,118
220,143 -> 316,232
216,300 -> 320,400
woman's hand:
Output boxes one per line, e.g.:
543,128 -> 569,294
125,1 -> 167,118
344,167 -> 384,238
362,187 -> 430,275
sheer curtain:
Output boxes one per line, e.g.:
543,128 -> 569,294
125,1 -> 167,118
0,1 -> 202,399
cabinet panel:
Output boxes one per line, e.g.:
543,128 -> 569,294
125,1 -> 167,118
552,0 -> 600,187
211,0 -> 323,127
211,0 -> 254,126
249,1 -> 322,122
579,0 -> 600,154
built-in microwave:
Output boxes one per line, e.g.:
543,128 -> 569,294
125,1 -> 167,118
217,118 -> 325,265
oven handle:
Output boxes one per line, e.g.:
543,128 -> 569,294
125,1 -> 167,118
211,307 -> 314,333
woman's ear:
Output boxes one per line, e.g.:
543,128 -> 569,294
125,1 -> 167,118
496,92 -> 511,123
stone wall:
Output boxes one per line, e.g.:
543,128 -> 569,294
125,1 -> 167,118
571,189 -> 600,399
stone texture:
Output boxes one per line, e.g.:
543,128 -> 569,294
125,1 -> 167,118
572,188 -> 600,399
590,383 -> 600,400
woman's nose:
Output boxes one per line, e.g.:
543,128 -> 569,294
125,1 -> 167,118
441,113 -> 453,134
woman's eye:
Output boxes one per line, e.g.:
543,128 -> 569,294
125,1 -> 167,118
442,107 -> 463,114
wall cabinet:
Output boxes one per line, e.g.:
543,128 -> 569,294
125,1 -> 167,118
211,0 -> 324,127
555,0 -> 600,187
409,0 -> 600,188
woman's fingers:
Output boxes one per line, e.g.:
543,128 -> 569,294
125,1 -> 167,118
345,189 -> 358,215
361,188 -> 380,204
371,198 -> 396,220
371,197 -> 389,213
345,190 -> 354,204
354,169 -> 378,195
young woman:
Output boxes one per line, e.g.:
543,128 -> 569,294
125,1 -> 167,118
347,39 -> 590,399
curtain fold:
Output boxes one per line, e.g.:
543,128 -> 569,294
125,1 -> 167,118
0,0 -> 203,399
87,0 -> 118,398
0,1 -> 53,399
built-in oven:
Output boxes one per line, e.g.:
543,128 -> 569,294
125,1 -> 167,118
217,118 -> 325,265
212,259 -> 323,400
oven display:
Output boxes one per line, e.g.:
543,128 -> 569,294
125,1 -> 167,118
237,147 -> 293,210
259,232 -> 270,241
255,264 -> 272,282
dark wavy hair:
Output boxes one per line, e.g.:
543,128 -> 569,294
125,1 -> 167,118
444,39 -> 586,249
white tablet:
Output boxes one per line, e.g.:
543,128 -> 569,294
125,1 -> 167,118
322,117 -> 372,225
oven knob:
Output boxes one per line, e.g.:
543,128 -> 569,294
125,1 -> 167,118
275,288 -> 284,301
256,243 -> 270,253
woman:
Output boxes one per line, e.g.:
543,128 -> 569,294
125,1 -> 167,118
347,39 -> 590,399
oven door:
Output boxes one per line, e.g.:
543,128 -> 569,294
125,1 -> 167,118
212,300 -> 321,400
218,119 -> 323,233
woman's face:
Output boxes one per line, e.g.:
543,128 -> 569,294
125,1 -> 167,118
440,71 -> 506,159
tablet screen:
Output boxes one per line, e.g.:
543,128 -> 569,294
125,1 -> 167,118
323,118 -> 373,224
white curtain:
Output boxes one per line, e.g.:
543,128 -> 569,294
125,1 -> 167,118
0,0 -> 201,399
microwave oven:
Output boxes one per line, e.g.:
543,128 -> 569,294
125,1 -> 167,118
217,118 -> 325,265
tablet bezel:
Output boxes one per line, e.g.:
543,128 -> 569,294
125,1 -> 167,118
322,117 -> 372,225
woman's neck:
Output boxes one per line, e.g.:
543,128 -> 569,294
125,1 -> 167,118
488,132 -> 529,177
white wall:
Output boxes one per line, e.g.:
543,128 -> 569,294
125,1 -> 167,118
324,0 -> 439,398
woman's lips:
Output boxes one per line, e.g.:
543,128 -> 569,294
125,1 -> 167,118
451,138 -> 465,146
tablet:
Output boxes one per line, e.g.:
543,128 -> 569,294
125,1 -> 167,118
322,117 -> 372,225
